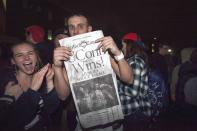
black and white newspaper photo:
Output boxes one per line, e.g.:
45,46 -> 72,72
59,30 -> 124,128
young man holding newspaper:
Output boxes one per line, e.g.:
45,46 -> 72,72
53,13 -> 133,131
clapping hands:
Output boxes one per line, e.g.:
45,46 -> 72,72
31,63 -> 54,92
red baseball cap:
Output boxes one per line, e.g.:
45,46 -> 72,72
122,33 -> 141,42
26,25 -> 45,43
122,33 -> 144,47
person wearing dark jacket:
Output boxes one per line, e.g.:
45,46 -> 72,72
150,44 -> 170,84
0,41 -> 59,131
176,49 -> 197,105
175,49 -> 197,125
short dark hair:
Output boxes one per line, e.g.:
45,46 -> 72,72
10,41 -> 36,57
65,12 -> 91,26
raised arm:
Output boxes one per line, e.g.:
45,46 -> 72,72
96,36 -> 133,84
53,46 -> 71,100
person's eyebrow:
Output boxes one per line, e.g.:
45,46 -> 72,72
14,50 -> 35,56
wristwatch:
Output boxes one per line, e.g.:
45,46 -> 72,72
114,51 -> 124,61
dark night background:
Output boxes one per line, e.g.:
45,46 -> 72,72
0,1 -> 197,130
1,0 -> 197,48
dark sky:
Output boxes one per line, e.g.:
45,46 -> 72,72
61,0 -> 197,44
6,0 -> 197,47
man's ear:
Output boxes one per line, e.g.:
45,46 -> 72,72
11,58 -> 15,65
88,25 -> 92,32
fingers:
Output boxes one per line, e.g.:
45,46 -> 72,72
96,36 -> 117,53
4,81 -> 23,99
6,81 -> 16,87
39,63 -> 49,74
5,81 -> 20,90
54,47 -> 72,59
96,37 -> 107,51
101,41 -> 113,52
46,65 -> 55,93
31,64 -> 50,91
95,36 -> 109,43
35,64 -> 49,81
53,47 -> 72,67
56,34 -> 68,40
37,63 -> 51,79
46,64 -> 54,80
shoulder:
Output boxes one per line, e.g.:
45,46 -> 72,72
149,70 -> 164,82
0,66 -> 16,95
127,55 -> 146,68
179,61 -> 197,75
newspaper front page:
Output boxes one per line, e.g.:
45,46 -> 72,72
59,30 -> 123,128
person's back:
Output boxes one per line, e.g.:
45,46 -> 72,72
183,77 -> 197,127
149,50 -> 170,118
148,68 -> 168,118
175,49 -> 197,119
150,51 -> 168,84
184,77 -> 197,107
170,47 -> 196,102
176,62 -> 197,104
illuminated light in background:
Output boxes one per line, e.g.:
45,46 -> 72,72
3,0 -> 6,11
151,43 -> 155,53
168,49 -> 172,53
48,29 -> 52,40
167,48 -> 174,55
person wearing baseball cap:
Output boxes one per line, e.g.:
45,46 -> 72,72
119,32 -> 151,131
25,25 -> 45,44
25,25 -> 53,65
122,32 -> 145,48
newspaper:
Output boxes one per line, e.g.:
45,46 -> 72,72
59,30 -> 124,128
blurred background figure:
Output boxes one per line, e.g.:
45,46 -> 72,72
25,25 -> 54,65
173,48 -> 197,126
119,32 -> 151,131
150,44 -> 171,84
52,27 -> 69,48
170,47 -> 196,102
176,49 -> 197,108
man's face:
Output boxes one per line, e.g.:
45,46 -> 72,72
67,15 -> 92,36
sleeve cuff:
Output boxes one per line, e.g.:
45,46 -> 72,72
0,95 -> 15,104
22,89 -> 41,104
